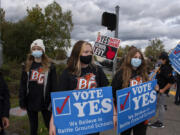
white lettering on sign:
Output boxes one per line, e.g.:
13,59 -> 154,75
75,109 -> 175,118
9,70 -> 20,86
93,42 -> 106,57
72,89 -> 103,101
132,83 -> 151,95
72,89 -> 112,117
132,82 -> 156,110
73,99 -> 112,117
93,47 -> 105,56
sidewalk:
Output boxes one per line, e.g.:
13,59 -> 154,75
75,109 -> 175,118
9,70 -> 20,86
147,94 -> 180,135
101,92 -> 180,135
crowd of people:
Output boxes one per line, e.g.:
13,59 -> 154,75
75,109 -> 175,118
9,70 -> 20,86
0,39 -> 179,135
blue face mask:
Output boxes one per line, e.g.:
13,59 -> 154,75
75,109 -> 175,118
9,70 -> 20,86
32,50 -> 43,58
131,58 -> 142,68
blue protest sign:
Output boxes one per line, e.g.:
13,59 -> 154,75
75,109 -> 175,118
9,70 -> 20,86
116,80 -> 157,133
169,44 -> 180,74
51,86 -> 114,135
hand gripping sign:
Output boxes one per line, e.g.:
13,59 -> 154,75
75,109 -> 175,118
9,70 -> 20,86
116,80 -> 157,134
51,86 -> 114,135
93,33 -> 120,61
169,44 -> 180,74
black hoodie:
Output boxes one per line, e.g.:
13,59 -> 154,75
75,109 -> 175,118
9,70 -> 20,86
58,65 -> 109,91
19,62 -> 57,111
0,73 -> 10,120
156,64 -> 175,94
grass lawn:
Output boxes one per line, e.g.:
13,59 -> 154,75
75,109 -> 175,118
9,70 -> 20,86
7,97 -> 49,135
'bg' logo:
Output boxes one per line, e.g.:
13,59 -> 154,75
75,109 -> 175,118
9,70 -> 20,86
30,69 -> 45,84
76,73 -> 97,90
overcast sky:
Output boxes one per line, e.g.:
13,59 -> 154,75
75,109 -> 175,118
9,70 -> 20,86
1,0 -> 180,52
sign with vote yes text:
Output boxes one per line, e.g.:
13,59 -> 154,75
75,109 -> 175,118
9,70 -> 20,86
116,80 -> 157,133
51,86 -> 114,135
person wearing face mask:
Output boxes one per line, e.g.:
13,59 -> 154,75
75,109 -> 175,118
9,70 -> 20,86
150,52 -> 175,128
19,39 -> 57,135
49,40 -> 109,135
112,47 -> 149,135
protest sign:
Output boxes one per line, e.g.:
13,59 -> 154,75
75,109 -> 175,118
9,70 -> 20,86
51,86 -> 114,135
116,80 -> 157,133
93,34 -> 120,61
169,44 -> 180,74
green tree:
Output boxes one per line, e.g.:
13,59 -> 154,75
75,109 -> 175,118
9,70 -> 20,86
54,49 -> 67,60
26,4 -> 45,39
44,1 -> 73,57
26,1 -> 73,57
144,39 -> 165,61
2,19 -> 37,61
2,1 -> 73,61
117,45 -> 130,58
117,46 -> 123,58
0,8 -> 5,29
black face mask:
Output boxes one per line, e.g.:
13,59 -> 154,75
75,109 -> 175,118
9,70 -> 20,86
80,55 -> 92,64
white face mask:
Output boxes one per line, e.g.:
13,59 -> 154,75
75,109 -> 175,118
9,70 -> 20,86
131,58 -> 142,68
32,50 -> 43,58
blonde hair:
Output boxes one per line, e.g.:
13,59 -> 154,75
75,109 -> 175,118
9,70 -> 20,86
67,40 -> 95,76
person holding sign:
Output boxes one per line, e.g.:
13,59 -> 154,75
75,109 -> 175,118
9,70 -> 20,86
49,40 -> 109,135
19,39 -> 57,135
150,52 -> 175,128
112,47 -> 149,135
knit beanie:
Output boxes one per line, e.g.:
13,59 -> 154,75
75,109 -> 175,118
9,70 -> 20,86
30,39 -> 45,52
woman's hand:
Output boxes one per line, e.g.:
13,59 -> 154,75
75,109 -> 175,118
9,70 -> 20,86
49,115 -> 56,135
113,103 -> 117,129
155,85 -> 159,91
113,115 -> 117,129
2,117 -> 9,129
159,89 -> 164,93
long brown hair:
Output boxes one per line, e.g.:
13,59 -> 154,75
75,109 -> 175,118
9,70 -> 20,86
25,53 -> 51,72
67,40 -> 95,76
119,47 -> 148,88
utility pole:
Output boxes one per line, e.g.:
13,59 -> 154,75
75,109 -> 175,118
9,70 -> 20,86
114,6 -> 119,38
112,5 -> 120,77
0,0 -> 2,67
